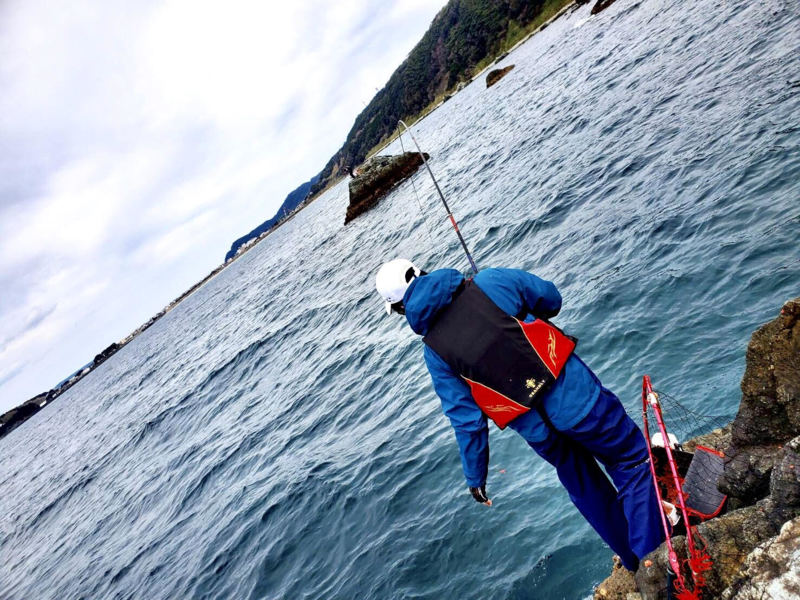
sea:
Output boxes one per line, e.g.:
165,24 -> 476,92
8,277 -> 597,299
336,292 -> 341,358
1,0 -> 798,598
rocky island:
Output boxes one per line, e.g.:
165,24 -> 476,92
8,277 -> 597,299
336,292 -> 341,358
596,297 -> 800,600
345,152 -> 429,224
486,65 -> 516,88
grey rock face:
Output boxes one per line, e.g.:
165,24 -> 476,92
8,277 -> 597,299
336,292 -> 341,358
721,298 -> 800,503
720,444 -> 783,504
721,516 -> 800,600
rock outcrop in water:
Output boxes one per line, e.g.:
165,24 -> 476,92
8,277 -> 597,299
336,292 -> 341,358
344,152 -> 428,224
595,297 -> 800,600
591,0 -> 620,15
486,65 -> 515,88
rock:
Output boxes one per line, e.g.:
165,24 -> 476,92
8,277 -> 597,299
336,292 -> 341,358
594,556 -> 638,599
720,298 -> 800,502
735,298 -> 800,446
591,0 -> 620,15
721,516 -> 800,600
486,64 -> 515,88
720,444 -> 783,504
634,535 -> 686,600
683,425 -> 731,453
93,342 -> 120,367
770,437 -> 800,512
694,501 -> 786,594
344,152 -> 428,224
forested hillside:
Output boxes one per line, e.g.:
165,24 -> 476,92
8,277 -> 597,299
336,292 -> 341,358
309,0 -> 569,196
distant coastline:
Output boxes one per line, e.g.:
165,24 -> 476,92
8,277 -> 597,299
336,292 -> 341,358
0,185 -> 326,440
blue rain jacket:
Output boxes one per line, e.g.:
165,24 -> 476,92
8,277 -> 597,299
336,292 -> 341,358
404,268 -> 602,487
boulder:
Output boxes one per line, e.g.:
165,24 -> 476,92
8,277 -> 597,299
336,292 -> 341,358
93,342 -> 120,367
486,65 -> 515,88
721,516 -> 800,599
591,0 -> 620,15
720,298 -> 800,502
345,152 -> 428,224
594,557 -> 638,599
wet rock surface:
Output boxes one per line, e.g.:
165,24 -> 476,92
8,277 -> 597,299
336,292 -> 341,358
345,152 -> 428,224
595,298 -> 800,600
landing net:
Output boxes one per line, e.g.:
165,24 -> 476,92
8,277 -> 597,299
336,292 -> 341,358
641,375 -> 728,600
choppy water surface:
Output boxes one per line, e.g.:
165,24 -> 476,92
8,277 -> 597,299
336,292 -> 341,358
1,1 -> 798,598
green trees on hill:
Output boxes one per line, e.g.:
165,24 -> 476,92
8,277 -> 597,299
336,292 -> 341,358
310,0 -> 563,196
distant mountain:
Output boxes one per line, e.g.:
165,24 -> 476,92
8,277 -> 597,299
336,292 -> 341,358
225,174 -> 320,261
310,0 -> 566,196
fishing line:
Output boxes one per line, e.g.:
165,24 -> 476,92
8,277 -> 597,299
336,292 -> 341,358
397,129 -> 436,249
397,119 -> 479,275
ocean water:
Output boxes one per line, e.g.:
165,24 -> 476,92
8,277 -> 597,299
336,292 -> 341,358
1,0 -> 798,598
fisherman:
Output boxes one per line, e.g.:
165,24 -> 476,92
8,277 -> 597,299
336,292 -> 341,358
375,259 -> 664,571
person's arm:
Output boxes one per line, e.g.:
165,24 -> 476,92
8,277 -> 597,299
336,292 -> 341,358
510,269 -> 562,319
423,346 -> 491,505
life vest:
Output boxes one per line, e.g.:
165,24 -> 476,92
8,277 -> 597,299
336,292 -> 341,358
423,280 -> 576,429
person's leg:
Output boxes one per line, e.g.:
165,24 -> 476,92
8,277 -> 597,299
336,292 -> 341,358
529,427 -> 640,570
565,387 -> 664,560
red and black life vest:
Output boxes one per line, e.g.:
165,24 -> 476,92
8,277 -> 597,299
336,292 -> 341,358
423,280 -> 576,429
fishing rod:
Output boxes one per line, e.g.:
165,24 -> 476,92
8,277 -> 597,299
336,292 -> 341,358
397,119 -> 479,275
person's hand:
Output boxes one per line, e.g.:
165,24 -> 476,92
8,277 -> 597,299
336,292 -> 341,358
469,485 -> 492,506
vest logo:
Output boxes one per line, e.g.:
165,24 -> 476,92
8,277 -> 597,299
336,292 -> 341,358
485,404 -> 525,415
526,377 -> 545,398
548,330 -> 557,367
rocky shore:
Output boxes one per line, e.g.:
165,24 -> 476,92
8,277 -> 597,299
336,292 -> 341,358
596,297 -> 800,600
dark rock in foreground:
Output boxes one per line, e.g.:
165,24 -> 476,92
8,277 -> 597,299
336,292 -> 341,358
345,152 -> 428,224
595,297 -> 800,599
720,297 -> 800,503
486,65 -> 515,88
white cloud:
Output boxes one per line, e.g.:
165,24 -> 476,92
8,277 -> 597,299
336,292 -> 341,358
0,0 -> 447,411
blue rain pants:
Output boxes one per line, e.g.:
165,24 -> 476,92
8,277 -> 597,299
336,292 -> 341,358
529,386 -> 664,570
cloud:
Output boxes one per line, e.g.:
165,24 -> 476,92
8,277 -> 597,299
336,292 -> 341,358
0,0 -> 447,411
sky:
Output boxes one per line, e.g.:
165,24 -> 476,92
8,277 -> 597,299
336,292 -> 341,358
0,0 -> 448,412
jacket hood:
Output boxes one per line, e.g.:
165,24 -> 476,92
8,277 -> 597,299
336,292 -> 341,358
404,269 -> 464,335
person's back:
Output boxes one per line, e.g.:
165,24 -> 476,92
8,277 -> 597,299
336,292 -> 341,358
375,260 -> 665,571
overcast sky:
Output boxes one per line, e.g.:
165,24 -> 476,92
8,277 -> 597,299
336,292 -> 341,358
0,0 -> 447,411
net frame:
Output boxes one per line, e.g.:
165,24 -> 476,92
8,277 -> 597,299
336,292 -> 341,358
642,375 -> 715,600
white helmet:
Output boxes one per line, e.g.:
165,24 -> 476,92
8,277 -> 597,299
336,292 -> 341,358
375,259 -> 421,315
